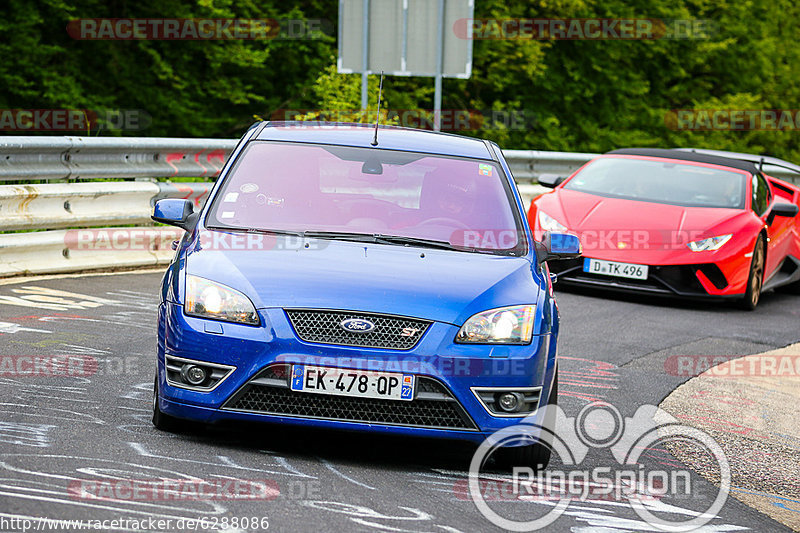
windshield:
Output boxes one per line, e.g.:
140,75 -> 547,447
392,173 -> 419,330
563,157 -> 747,209
206,141 -> 524,254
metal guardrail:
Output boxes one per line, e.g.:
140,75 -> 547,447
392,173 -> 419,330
1,136 -> 798,277
0,136 -> 233,181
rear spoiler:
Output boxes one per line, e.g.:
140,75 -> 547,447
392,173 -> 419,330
676,148 -> 800,175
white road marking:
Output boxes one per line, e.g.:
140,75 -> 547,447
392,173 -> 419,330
0,321 -> 51,334
128,442 -> 315,477
320,458 -> 376,490
0,422 -> 55,448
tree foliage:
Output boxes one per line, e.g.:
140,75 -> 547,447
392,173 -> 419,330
2,0 -> 800,161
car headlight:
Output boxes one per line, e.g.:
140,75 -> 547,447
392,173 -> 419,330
538,210 -> 568,232
456,305 -> 536,344
185,275 -> 259,325
687,234 -> 732,252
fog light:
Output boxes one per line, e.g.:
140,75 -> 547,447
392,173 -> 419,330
181,364 -> 207,386
498,392 -> 521,412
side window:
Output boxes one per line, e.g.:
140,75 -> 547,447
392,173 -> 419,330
751,173 -> 770,215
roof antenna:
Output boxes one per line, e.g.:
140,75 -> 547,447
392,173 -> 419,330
371,71 -> 384,146
759,157 -> 765,172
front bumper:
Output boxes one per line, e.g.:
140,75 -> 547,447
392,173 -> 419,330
549,257 -> 744,298
156,302 -> 558,444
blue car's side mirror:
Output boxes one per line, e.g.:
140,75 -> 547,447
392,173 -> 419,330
152,199 -> 198,232
536,231 -> 582,263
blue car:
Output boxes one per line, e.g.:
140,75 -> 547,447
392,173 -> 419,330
151,122 -> 579,466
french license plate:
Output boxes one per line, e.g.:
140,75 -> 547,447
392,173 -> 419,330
583,258 -> 649,280
290,365 -> 414,401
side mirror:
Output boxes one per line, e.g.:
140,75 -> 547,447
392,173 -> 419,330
772,202 -> 799,217
767,202 -> 799,225
538,174 -> 566,189
152,199 -> 198,232
535,231 -> 582,263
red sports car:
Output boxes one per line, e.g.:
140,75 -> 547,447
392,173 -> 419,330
529,148 -> 800,309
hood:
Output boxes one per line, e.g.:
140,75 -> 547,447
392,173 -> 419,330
545,189 -> 750,258
542,189 -> 747,249
183,231 -> 542,325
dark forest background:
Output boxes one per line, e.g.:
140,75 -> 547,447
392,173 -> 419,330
3,0 -> 800,160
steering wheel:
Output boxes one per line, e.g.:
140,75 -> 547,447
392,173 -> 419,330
416,217 -> 470,230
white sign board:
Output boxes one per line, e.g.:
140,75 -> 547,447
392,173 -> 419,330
338,0 -> 473,78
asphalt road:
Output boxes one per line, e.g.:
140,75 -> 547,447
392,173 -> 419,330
0,270 -> 798,532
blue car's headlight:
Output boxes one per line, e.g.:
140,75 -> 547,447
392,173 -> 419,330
184,275 -> 259,325
456,305 -> 536,344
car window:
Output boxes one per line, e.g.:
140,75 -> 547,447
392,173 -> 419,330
751,172 -> 771,215
206,141 -> 524,254
563,157 -> 747,209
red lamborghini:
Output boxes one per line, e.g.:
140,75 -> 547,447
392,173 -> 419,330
529,148 -> 800,309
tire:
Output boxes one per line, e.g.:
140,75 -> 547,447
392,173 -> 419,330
738,235 -> 765,310
152,375 -> 183,432
497,371 -> 558,471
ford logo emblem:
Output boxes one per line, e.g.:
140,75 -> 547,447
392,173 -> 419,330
340,318 -> 375,333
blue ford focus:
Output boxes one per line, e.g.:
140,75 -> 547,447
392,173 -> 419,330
152,122 -> 579,466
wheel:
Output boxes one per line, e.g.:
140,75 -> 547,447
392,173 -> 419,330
152,375 -> 183,432
497,371 -> 558,471
739,235 -> 765,310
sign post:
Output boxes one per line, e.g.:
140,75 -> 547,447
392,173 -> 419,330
338,0 -> 474,131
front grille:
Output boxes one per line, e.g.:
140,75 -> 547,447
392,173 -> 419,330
222,365 -> 477,431
285,309 -> 431,350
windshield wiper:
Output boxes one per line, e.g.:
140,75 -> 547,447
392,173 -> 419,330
303,231 -> 463,251
301,231 -> 379,243
206,225 -> 305,238
372,234 -> 467,251
208,228 -> 477,252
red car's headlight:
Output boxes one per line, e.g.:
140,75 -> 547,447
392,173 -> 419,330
687,234 -> 732,252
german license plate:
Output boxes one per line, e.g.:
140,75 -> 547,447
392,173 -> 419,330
290,365 -> 414,401
583,258 -> 648,280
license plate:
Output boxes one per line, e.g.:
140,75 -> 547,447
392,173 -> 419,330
290,365 -> 414,401
583,258 -> 649,280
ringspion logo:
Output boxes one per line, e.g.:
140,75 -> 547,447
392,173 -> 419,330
468,403 -> 729,531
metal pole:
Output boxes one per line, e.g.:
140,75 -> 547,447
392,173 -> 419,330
433,0 -> 445,131
361,0 -> 370,113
